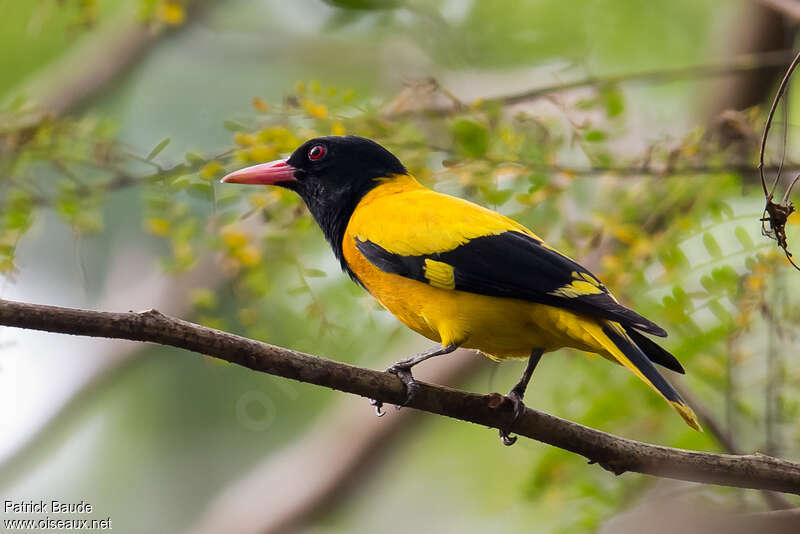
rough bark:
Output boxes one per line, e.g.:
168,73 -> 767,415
1,298 -> 800,495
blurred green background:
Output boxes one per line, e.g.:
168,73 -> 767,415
1,1 -> 799,533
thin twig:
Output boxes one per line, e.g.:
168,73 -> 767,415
781,173 -> 800,203
1,298 -> 800,494
757,50 -> 800,270
758,52 -> 800,196
403,50 -> 797,116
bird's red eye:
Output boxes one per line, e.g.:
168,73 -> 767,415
308,144 -> 326,161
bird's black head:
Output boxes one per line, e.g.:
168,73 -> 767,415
221,135 -> 407,264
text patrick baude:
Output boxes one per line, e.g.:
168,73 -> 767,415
5,500 -> 94,514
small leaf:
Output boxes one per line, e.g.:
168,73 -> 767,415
584,130 -> 606,143
303,268 -> 327,278
735,226 -> 754,249
527,172 -> 548,191
146,138 -> 171,161
700,274 -> 714,293
482,188 -> 514,206
707,299 -> 732,324
224,120 -> 247,132
702,232 -> 722,259
601,85 -> 624,117
451,119 -> 489,158
185,152 -> 205,165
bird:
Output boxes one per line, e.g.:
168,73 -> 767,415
222,135 -> 700,444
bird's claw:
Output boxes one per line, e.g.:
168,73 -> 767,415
498,389 -> 525,446
367,364 -> 419,416
386,364 -> 418,409
370,398 -> 386,417
500,432 -> 518,446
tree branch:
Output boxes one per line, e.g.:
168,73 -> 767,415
1,298 -> 800,495
759,0 -> 800,22
490,50 -> 796,108
2,0 -> 214,132
395,50 -> 796,116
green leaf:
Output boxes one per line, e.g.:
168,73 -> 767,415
482,188 -> 514,206
451,119 -> 489,158
185,152 -> 205,165
672,286 -> 690,309
303,268 -> 327,278
527,172 -> 548,191
601,85 -> 625,117
223,120 -> 247,132
146,138 -> 171,161
735,226 -> 754,249
702,232 -> 722,259
707,299 -> 732,324
583,129 -> 606,143
700,274 -> 714,294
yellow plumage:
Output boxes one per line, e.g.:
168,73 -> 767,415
343,174 -> 700,430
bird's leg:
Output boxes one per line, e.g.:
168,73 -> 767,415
499,349 -> 544,446
371,343 -> 460,415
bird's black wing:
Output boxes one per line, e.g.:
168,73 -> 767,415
356,230 -> 666,337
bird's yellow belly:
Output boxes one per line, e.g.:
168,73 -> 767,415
362,270 -> 600,360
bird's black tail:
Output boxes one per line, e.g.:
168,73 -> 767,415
624,327 -> 685,374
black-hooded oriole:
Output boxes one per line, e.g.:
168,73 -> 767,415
222,135 -> 700,444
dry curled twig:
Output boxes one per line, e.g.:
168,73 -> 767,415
758,50 -> 800,270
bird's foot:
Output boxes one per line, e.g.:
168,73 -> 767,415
368,363 -> 419,416
386,363 -> 419,409
498,388 -> 526,446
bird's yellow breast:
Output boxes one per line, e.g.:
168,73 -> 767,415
342,175 -> 601,359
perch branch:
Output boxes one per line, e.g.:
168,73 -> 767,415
1,298 -> 800,495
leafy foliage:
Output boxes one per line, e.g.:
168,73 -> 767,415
3,1 -> 800,528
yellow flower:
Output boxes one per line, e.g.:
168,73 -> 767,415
249,145 -> 277,162
746,275 -> 764,291
252,97 -> 269,112
236,245 -> 262,266
612,225 -> 637,245
145,218 -> 171,237
200,161 -> 224,180
234,132 -> 257,146
302,99 -> 328,119
221,227 -> 249,249
331,122 -> 346,136
157,1 -> 185,26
